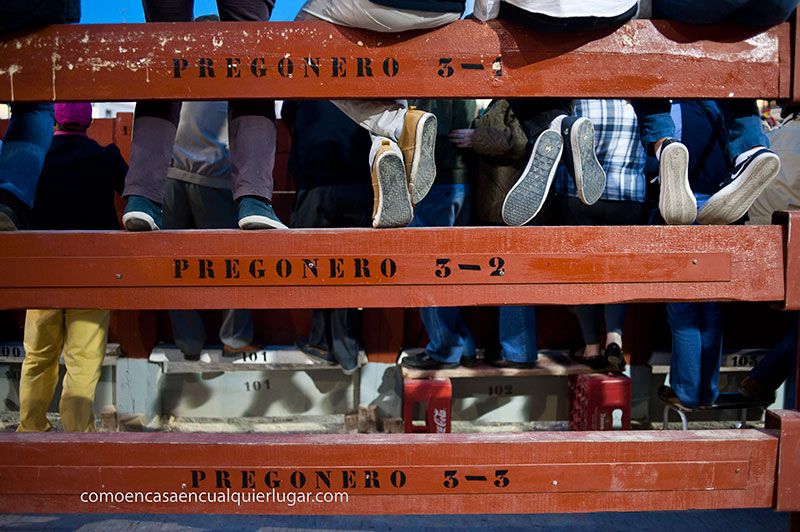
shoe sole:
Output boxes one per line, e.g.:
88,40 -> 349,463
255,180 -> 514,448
569,118 -> 606,205
502,129 -> 562,226
697,152 -> 780,225
122,211 -> 159,231
659,142 -> 696,225
238,215 -> 287,230
0,211 -> 19,231
373,150 -> 413,228
408,113 -> 437,205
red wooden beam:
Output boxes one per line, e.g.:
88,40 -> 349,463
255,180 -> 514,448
0,225 -> 786,310
0,430 -> 779,514
0,19 -> 789,101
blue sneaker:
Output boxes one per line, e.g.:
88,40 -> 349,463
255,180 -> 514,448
122,195 -> 162,231
237,197 -> 287,230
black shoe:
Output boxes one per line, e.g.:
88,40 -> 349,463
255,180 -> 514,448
569,349 -> 610,371
401,352 -> 459,370
486,357 -> 538,369
0,190 -> 29,230
183,353 -> 201,362
460,355 -> 479,368
296,339 -> 336,365
603,343 -> 626,374
561,116 -> 606,206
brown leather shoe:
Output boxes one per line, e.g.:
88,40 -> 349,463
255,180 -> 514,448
397,108 -> 437,205
371,140 -> 413,228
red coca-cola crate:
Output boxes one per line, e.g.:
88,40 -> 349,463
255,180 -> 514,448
569,373 -> 631,431
403,378 -> 452,433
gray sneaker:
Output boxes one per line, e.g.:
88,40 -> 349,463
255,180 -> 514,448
502,129 -> 563,226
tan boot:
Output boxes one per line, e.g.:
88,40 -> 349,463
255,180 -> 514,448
397,108 -> 437,205
371,140 -> 413,228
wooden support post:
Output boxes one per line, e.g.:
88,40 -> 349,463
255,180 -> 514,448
765,410 -> 800,511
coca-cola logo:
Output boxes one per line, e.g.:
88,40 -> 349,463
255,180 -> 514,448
433,408 -> 448,433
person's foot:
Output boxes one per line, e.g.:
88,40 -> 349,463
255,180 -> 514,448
122,195 -> 163,231
561,116 -> 606,205
296,339 -> 337,365
460,354 -> 479,368
657,139 -> 696,225
603,342 -> 626,374
657,384 -> 707,410
237,197 -> 287,230
502,129 -> 563,226
371,140 -> 413,228
400,352 -> 459,370
222,342 -> 262,358
738,375 -> 776,405
486,357 -> 538,369
569,348 -> 609,372
398,108 -> 437,205
697,148 -> 780,225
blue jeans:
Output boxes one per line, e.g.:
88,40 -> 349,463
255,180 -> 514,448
410,184 -> 538,364
633,99 -> 768,163
653,0 -> 797,26
666,302 -> 723,407
0,103 -> 54,208
750,316 -> 797,406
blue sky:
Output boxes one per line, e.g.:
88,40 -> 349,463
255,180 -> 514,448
81,0 -> 304,24
80,0 -> 474,24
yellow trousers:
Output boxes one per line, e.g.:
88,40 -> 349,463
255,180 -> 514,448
17,309 -> 109,432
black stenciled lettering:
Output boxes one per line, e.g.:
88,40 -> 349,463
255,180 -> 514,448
304,57 -> 321,77
390,470 -> 407,488
353,258 -> 371,278
356,57 -> 373,77
383,57 -> 399,77
241,470 -> 256,489
315,470 -> 332,489
173,58 -> 189,79
278,57 -> 294,78
329,258 -> 344,278
332,57 -> 346,77
226,57 -> 241,78
303,258 -> 319,278
174,259 -> 189,279
198,58 -> 215,78
215,470 -> 231,488
190,470 -> 206,488
437,58 -> 454,78
364,470 -> 380,489
380,258 -> 397,278
341,470 -> 357,489
251,58 -> 267,77
264,471 -> 281,488
225,259 -> 240,279
199,259 -> 215,279
276,258 -> 293,278
290,471 -> 307,489
249,259 -> 266,279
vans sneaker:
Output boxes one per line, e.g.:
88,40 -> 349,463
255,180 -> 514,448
561,116 -> 606,205
122,195 -> 163,231
237,197 -> 287,230
371,140 -> 413,228
657,139 -> 696,225
501,129 -> 563,226
697,148 -> 780,225
398,108 -> 437,205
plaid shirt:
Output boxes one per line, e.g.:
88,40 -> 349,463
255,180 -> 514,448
555,99 -> 647,202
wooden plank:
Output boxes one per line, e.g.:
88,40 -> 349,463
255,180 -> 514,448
0,430 -> 778,514
402,351 -> 593,379
0,225 -> 785,310
0,20 -> 789,101
775,211 -> 800,310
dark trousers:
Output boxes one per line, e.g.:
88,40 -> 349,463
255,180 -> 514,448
291,184 -> 373,369
124,0 -> 276,203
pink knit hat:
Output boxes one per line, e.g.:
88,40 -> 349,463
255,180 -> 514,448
54,102 -> 92,136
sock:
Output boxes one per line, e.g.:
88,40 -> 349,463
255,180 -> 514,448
734,146 -> 766,167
